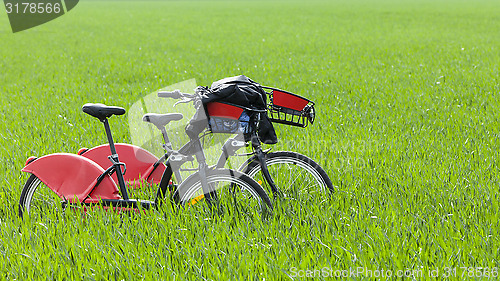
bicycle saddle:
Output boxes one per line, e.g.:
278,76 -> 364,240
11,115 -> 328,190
82,103 -> 126,121
142,113 -> 184,128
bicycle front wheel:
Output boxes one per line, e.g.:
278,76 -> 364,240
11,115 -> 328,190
240,151 -> 334,201
173,169 -> 272,216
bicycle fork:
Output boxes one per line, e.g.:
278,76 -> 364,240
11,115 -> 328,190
251,140 -> 281,198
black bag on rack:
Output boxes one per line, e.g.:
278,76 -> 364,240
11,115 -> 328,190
185,75 -> 278,144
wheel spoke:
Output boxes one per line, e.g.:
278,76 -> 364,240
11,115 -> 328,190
20,175 -> 68,218
176,169 -> 271,217
244,152 -> 332,202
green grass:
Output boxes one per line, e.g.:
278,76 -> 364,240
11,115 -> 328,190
1,0 -> 500,279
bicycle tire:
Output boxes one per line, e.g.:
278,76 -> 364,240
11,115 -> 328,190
239,151 -> 334,200
173,168 -> 272,216
19,174 -> 68,218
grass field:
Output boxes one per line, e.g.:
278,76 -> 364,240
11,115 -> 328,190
1,0 -> 500,279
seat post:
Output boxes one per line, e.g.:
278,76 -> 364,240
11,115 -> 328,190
102,118 -> 117,155
102,118 -> 129,200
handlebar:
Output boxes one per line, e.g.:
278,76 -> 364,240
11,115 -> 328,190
158,89 -> 198,100
158,88 -> 202,108
158,90 -> 182,99
157,88 -> 268,112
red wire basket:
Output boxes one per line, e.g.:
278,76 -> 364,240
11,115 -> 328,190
263,87 -> 315,128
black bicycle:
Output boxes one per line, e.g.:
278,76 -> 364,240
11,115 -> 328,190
153,85 -> 334,202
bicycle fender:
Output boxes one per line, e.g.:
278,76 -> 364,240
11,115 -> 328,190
80,143 -> 166,188
22,153 -> 120,202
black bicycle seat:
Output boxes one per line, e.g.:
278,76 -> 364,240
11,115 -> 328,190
82,103 -> 126,121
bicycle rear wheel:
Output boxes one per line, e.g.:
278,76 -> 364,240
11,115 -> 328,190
240,151 -> 334,201
19,174 -> 69,218
173,169 -> 272,216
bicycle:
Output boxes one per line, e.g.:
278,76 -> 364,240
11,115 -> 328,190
19,103 -> 272,218
160,87 -> 334,201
